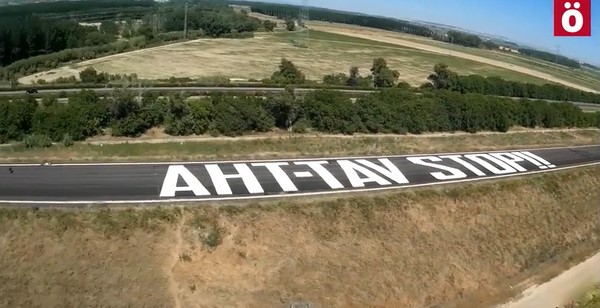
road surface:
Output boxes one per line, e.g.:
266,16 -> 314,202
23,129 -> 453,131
0,145 -> 598,205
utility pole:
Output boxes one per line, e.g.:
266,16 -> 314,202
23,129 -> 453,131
183,1 -> 188,40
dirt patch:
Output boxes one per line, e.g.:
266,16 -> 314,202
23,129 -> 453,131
1,167 -> 598,307
306,21 -> 599,93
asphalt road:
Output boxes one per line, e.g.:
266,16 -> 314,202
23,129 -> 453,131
0,145 -> 599,204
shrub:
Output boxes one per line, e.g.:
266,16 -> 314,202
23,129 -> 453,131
62,133 -> 74,147
23,134 -> 52,148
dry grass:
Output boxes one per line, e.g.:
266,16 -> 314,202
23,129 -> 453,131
1,128 -> 598,163
0,167 -> 598,307
306,21 -> 599,93
20,28 -> 553,87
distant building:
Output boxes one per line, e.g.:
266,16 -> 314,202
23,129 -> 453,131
498,46 -> 520,54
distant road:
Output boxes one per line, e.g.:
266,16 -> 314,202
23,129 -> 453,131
0,86 -> 376,96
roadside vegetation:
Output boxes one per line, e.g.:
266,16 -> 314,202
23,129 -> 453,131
1,129 -> 598,163
0,167 -> 598,307
563,284 -> 600,308
2,59 -> 600,148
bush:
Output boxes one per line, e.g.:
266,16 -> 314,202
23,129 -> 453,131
23,134 -> 52,148
62,133 -> 74,147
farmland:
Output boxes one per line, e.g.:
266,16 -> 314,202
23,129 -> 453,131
21,29 -> 556,87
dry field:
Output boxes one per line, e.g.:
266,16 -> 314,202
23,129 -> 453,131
20,28 -> 558,87
305,21 -> 599,93
1,166 -> 598,308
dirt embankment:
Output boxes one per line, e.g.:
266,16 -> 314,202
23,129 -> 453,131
1,167 -> 598,308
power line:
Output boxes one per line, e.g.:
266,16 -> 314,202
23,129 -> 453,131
183,1 -> 188,40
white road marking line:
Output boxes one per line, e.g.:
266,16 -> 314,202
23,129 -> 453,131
1,161 -> 598,205
293,171 -> 313,178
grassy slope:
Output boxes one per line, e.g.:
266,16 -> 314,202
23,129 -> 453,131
0,167 -> 598,307
1,129 -> 599,163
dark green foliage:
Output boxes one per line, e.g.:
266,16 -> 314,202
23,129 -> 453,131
0,2 -> 260,80
62,133 -> 74,147
248,2 -> 432,37
430,63 -> 600,104
23,134 -> 52,148
371,58 -> 399,88
285,19 -> 296,31
79,67 -> 108,84
441,30 -> 482,48
271,58 -> 306,85
263,20 -> 277,31
0,15 -> 117,67
519,48 -> 581,69
0,86 -> 597,145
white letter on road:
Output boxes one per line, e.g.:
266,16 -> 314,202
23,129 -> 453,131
337,160 -> 391,188
406,156 -> 467,180
355,159 -> 409,184
439,155 -> 487,176
205,163 -> 264,195
463,154 -> 516,175
251,162 -> 298,192
294,161 -> 344,189
159,165 -> 211,197
489,153 -> 528,172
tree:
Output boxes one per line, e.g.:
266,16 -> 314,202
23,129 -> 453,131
285,19 -> 296,31
271,58 -> 306,85
263,20 -> 277,32
427,63 -> 459,90
347,66 -> 359,87
100,21 -> 119,36
370,58 -> 399,88
79,67 -> 99,83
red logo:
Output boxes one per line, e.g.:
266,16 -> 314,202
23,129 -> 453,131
554,0 -> 592,36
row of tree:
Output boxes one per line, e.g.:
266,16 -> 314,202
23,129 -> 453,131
426,63 -> 600,104
273,59 -> 600,104
0,1 -> 263,80
1,88 -> 599,145
243,1 -> 433,38
0,16 -> 117,67
518,48 -> 581,69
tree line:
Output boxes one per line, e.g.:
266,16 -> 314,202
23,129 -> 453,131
0,1 -> 263,80
0,16 -> 117,67
241,1 -> 433,38
1,87 -> 599,147
0,0 -> 155,17
426,63 -> 600,104
518,48 -> 581,69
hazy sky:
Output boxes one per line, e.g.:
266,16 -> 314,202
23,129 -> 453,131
257,0 -> 600,65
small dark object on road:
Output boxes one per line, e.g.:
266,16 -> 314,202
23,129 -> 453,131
8,167 -> 13,174
26,88 -> 38,94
